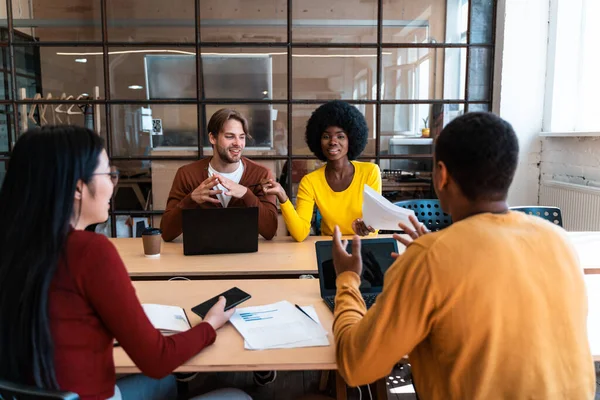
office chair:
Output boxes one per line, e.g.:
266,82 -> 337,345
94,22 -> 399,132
510,206 -> 563,227
312,207 -> 322,236
394,199 -> 452,232
0,379 -> 79,400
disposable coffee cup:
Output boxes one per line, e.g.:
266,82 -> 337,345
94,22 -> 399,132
142,227 -> 162,258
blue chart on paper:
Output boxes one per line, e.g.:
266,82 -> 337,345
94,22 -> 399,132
239,309 -> 277,322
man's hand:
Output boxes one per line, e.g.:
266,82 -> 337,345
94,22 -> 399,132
203,296 -> 236,330
191,176 -> 222,205
391,215 -> 429,258
332,225 -> 363,276
214,174 -> 248,198
352,218 -> 375,236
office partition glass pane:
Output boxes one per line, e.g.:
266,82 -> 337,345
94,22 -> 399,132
20,103 -> 106,139
383,0 -> 468,44
380,103 -> 464,150
0,105 -> 12,151
109,47 -> 196,100
292,0 -> 377,43
0,160 -> 6,189
467,47 -> 492,101
383,47 -> 466,100
378,160 -> 434,202
111,104 -> 199,156
466,103 -> 490,112
107,0 -> 195,43
292,48 -> 377,100
17,0 -> 101,42
112,160 -> 154,212
30,46 -> 105,99
470,0 -> 495,44
201,47 -> 287,100
200,0 -> 287,43
0,46 -> 13,100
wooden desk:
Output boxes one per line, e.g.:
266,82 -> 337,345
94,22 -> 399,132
113,274 -> 600,400
113,279 -> 335,372
111,236 -> 331,278
113,231 -> 600,278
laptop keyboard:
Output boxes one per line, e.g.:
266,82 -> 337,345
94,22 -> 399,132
324,293 -> 378,311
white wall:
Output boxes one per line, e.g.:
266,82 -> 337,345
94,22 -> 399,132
540,137 -> 600,187
493,0 -> 549,206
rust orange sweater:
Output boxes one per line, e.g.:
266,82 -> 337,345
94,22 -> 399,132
161,157 -> 277,241
334,211 -> 595,399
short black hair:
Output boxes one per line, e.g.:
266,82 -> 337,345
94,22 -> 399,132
435,112 -> 519,201
305,101 -> 369,161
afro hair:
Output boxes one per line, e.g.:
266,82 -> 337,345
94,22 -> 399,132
305,100 -> 369,161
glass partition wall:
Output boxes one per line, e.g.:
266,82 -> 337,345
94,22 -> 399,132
0,0 -> 496,237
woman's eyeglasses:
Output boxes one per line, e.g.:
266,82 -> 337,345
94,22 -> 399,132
93,167 -> 120,185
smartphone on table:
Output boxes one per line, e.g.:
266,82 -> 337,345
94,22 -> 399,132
191,287 -> 251,318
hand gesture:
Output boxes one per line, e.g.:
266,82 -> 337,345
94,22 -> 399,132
261,178 -> 288,203
352,218 -> 375,236
214,174 -> 248,198
332,226 -> 363,276
391,215 -> 429,258
203,296 -> 236,330
191,176 -> 222,205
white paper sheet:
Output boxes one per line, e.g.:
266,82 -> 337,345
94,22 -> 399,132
243,305 -> 330,350
362,184 -> 415,231
230,301 -> 328,350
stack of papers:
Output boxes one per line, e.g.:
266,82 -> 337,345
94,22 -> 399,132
142,304 -> 191,334
362,184 -> 415,231
229,301 -> 329,350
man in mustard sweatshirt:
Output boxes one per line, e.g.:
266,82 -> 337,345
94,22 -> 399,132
331,112 -> 595,399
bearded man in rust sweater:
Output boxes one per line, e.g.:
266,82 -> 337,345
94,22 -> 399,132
161,109 -> 278,241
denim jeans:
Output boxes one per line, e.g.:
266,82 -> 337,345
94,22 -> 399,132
108,374 -> 252,400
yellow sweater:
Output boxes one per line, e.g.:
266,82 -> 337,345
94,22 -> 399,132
280,161 -> 381,242
334,211 -> 595,399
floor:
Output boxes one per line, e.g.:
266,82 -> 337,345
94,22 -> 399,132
185,367 -> 417,400
183,362 -> 600,400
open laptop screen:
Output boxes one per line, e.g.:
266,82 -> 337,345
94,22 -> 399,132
315,238 -> 398,295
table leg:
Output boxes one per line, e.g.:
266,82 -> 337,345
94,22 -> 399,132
375,378 -> 388,399
335,371 -> 347,400
319,370 -> 330,391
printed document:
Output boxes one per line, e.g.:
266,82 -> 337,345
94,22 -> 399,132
243,305 -> 329,350
230,301 -> 328,350
362,184 -> 415,230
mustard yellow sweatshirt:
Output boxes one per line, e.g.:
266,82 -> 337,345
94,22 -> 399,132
280,161 -> 381,242
334,211 -> 595,399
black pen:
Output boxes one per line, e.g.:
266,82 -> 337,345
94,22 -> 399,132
295,304 -> 318,324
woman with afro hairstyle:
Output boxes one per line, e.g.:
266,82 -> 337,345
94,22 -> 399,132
262,100 -> 381,242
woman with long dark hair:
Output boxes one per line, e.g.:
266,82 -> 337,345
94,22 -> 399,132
0,126 -> 250,400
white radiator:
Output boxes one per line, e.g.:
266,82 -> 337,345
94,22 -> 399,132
539,180 -> 600,231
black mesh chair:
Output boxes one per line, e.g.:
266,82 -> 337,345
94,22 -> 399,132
0,379 -> 79,400
393,199 -> 452,232
510,206 -> 563,227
